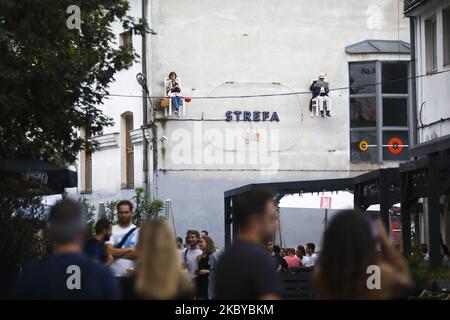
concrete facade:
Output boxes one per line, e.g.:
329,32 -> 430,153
405,0 -> 450,248
69,0 -> 411,248
407,0 -> 450,142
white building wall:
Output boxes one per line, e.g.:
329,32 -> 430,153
412,0 -> 450,142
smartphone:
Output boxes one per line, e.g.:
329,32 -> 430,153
365,213 -> 380,240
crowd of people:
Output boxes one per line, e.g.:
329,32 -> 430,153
265,241 -> 318,272
10,188 -> 449,300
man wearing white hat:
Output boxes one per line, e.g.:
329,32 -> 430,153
310,72 -> 331,117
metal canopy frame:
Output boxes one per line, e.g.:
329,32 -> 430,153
353,167 -> 401,231
400,134 -> 450,269
224,169 -> 399,249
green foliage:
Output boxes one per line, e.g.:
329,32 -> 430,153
96,190 -> 164,227
77,196 -> 96,236
408,253 -> 450,299
132,188 -> 165,226
0,178 -> 48,267
0,0 -> 149,163
101,199 -> 119,225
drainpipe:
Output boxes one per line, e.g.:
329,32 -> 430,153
409,16 -> 418,148
141,0 -> 149,195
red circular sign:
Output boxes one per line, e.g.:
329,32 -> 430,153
388,137 -> 403,154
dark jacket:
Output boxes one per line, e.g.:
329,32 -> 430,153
310,79 -> 329,98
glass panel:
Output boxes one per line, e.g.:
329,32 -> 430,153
120,31 -> 133,49
426,17 -> 437,72
350,131 -> 378,162
382,131 -> 409,161
383,98 -> 408,126
444,7 -> 450,66
349,62 -> 377,94
382,62 -> 408,94
350,97 -> 377,128
126,152 -> 134,186
125,115 -> 134,186
126,115 -> 133,151
86,153 -> 92,191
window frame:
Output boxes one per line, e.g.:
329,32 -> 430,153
119,30 -> 133,49
425,15 -> 438,73
82,127 -> 92,193
124,114 -> 134,188
349,60 -> 410,163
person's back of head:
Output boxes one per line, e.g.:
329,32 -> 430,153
47,198 -> 86,246
95,218 -> 111,235
176,236 -> 183,249
297,245 -> 306,257
314,210 -> 377,299
234,188 -> 277,243
273,245 -> 281,255
286,248 -> 296,256
135,220 -> 192,299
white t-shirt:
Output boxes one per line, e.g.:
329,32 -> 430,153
182,247 -> 202,278
307,253 -> 318,267
106,224 -> 139,276
301,255 -> 311,267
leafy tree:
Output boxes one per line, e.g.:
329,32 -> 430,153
0,0 -> 149,297
0,0 -> 149,163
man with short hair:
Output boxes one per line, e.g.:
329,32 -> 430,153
215,188 -> 280,300
181,230 -> 202,278
106,200 -> 139,277
84,218 -> 113,265
305,243 -> 318,267
13,199 -> 120,299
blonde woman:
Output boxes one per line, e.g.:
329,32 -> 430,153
122,220 -> 193,300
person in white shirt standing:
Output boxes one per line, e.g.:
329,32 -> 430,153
305,243 -> 318,267
296,245 -> 311,267
181,230 -> 202,279
106,200 -> 139,277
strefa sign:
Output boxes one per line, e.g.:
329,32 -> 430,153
225,111 -> 280,122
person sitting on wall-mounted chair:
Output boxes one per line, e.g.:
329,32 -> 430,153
310,72 -> 331,117
166,71 -> 183,117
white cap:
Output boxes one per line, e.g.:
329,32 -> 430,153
319,72 -> 326,79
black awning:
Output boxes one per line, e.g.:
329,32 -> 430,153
0,159 -> 77,193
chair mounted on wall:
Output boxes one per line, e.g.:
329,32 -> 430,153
162,77 -> 186,117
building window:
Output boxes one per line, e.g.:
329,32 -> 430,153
82,127 -> 92,192
349,61 -> 409,162
444,7 -> 450,67
119,30 -> 133,49
123,113 -> 134,188
425,16 -> 438,73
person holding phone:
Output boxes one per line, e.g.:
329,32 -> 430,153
181,230 -> 202,279
313,210 -> 412,299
